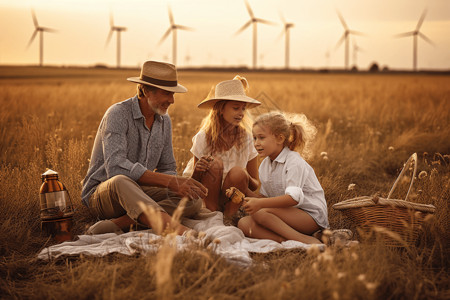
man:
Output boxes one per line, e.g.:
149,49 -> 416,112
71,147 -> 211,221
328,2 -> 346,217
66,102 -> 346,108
81,61 -> 207,235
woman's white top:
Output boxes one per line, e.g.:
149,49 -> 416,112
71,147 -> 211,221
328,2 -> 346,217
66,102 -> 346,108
259,147 -> 329,229
183,130 -> 258,181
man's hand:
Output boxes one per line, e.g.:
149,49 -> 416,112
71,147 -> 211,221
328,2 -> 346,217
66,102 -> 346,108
168,176 -> 208,200
242,197 -> 263,215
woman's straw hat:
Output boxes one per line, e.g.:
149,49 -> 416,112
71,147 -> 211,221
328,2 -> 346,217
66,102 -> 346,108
197,77 -> 261,109
127,61 -> 187,93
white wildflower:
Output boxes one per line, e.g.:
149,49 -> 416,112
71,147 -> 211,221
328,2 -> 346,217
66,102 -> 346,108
348,183 -> 356,191
418,171 -> 427,179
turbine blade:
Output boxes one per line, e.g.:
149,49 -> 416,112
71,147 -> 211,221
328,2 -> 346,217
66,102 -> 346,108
109,12 -> 114,28
105,30 -> 113,46
42,27 -> 57,33
31,9 -> 39,28
393,31 -> 415,38
349,30 -> 365,36
27,30 -> 38,48
235,20 -> 252,35
416,9 -> 427,31
276,29 -> 284,41
419,32 -> 435,46
158,28 -> 172,45
279,11 -> 286,24
176,25 -> 195,31
335,34 -> 345,50
256,18 -> 276,26
336,9 -> 348,30
168,6 -> 174,26
244,0 -> 255,19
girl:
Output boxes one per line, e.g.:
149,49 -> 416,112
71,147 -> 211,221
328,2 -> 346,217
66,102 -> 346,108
183,76 -> 261,217
238,111 -> 329,244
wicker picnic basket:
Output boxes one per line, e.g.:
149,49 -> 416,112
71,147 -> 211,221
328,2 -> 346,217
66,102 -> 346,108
333,153 -> 436,247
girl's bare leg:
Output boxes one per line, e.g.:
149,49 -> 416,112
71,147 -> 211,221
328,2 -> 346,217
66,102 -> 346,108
222,167 -> 250,216
252,207 -> 322,244
200,158 -> 223,212
238,216 -> 286,243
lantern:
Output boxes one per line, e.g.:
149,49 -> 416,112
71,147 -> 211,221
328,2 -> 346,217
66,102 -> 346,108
39,169 -> 74,242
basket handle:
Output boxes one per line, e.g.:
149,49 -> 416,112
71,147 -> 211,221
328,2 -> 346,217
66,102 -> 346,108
387,153 -> 417,201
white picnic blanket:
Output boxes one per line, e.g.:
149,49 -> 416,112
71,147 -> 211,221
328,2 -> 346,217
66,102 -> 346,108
37,210 -> 324,266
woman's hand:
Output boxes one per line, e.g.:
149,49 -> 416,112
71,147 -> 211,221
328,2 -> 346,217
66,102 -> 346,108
242,197 -> 263,215
194,155 -> 214,173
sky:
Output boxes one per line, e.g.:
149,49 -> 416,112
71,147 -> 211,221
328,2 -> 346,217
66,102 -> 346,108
0,0 -> 449,70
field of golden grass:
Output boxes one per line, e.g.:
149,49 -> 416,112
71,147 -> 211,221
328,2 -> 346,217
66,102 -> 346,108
0,66 -> 449,299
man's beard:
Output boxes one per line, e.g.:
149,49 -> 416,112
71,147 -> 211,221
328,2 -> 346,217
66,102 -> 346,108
148,101 -> 169,116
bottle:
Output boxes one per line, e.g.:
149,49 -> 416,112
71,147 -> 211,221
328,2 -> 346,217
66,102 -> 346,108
40,169 -> 74,242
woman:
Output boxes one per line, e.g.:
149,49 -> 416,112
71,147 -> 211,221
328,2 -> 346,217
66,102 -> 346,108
183,76 -> 261,217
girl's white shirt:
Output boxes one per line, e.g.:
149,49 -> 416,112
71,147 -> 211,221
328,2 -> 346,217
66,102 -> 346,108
259,147 -> 330,229
183,130 -> 258,182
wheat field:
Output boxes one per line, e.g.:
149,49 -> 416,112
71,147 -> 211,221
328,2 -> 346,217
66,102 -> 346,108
0,66 -> 449,299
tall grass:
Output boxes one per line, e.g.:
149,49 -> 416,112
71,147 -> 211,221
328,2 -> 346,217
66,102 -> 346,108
0,67 -> 449,299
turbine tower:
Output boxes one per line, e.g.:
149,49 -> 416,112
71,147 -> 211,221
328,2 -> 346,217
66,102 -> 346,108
27,9 -> 56,67
394,9 -> 434,71
352,39 -> 364,68
280,13 -> 294,69
159,6 -> 194,66
235,0 -> 274,69
335,10 -> 364,70
106,12 -> 127,68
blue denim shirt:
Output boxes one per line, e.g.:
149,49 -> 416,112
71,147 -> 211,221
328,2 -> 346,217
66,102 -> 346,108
81,95 -> 177,206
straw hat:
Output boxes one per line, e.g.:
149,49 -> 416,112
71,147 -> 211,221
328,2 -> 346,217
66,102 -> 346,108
127,61 -> 187,93
197,77 -> 261,109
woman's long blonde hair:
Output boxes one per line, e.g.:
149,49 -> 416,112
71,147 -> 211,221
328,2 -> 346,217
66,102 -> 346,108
253,111 -> 317,159
199,75 -> 253,154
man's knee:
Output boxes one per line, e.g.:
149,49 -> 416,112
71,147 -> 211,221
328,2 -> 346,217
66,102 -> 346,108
182,197 -> 202,217
107,175 -> 136,190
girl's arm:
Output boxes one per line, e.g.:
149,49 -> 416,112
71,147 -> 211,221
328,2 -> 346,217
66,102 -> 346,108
246,157 -> 259,191
243,194 -> 297,215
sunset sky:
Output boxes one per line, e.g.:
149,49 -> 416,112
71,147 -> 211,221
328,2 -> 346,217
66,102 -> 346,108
0,0 -> 449,70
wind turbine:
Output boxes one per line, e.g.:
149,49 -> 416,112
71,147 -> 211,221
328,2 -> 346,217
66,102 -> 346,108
235,0 -> 275,69
158,6 -> 194,66
352,39 -> 364,68
279,12 -> 294,69
27,9 -> 56,67
394,9 -> 434,71
335,10 -> 364,70
106,12 -> 127,68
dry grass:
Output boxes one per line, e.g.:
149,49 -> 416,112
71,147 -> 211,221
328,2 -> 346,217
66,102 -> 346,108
0,66 -> 449,299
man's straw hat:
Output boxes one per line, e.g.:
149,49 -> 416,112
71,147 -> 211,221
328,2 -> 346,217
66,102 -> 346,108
197,76 -> 261,109
127,61 -> 187,93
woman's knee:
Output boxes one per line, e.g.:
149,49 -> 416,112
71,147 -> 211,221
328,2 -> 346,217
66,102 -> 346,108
203,157 -> 224,184
225,167 -> 248,185
210,156 -> 224,171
